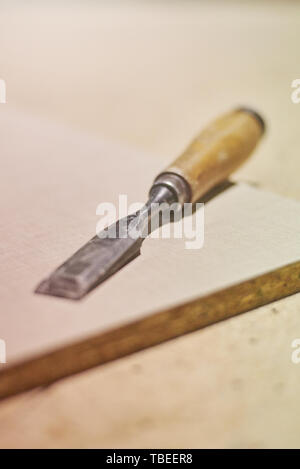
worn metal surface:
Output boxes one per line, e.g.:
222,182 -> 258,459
35,184 -> 179,299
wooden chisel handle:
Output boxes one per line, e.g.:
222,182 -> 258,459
154,108 -> 265,203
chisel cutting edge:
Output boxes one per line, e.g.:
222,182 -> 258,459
35,107 -> 265,300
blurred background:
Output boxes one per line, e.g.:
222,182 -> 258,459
1,0 -> 300,199
1,0 -> 300,449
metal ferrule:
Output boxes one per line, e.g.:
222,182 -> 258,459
150,172 -> 191,206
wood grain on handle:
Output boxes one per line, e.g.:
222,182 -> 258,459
164,108 -> 265,202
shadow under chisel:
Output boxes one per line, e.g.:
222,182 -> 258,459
35,107 -> 265,300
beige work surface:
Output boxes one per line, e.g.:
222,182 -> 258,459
0,0 -> 300,448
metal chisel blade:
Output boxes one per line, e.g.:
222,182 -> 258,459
35,184 -> 178,300
35,215 -> 144,300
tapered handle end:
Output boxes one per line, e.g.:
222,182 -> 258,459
161,107 -> 265,202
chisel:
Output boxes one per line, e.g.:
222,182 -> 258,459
35,107 -> 265,300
